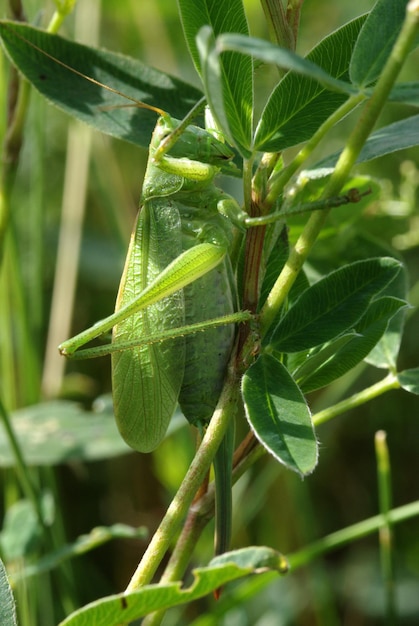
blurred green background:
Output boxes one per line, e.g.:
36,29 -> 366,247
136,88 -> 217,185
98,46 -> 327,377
1,1 -> 419,624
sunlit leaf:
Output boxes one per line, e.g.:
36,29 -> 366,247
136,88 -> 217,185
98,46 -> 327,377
58,546 -> 288,626
350,0 -> 411,87
270,257 -> 402,353
0,21 -> 203,148
298,297 -> 407,393
179,0 -> 253,154
242,354 -> 318,476
365,255 -> 409,369
250,16 -> 365,151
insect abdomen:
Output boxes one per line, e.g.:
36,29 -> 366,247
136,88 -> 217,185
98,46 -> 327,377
178,257 -> 236,425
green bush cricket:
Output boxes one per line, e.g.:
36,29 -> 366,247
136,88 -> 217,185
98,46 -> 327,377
20,37 -> 371,558
47,60 -> 253,556
57,97 -> 367,558
60,105 -> 244,444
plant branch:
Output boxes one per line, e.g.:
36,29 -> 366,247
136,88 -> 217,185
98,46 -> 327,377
144,368 -> 404,614
322,0 -> 419,199
0,398 -> 46,531
0,2 -> 78,260
288,499 -> 419,570
259,2 -> 419,335
260,0 -> 294,50
313,373 -> 400,426
125,373 -> 241,591
375,430 -> 397,624
264,92 -> 365,208
187,499 -> 419,623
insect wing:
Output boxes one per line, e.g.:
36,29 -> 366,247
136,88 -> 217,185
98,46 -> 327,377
179,258 -> 236,425
112,199 -> 185,452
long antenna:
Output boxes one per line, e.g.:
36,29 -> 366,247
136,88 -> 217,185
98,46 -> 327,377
3,23 -> 167,116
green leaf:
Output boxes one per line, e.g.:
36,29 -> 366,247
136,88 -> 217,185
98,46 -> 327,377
197,27 -> 239,152
0,21 -> 203,148
217,34 -> 356,96
318,114 -> 419,167
365,261 -> 409,369
299,297 -> 407,393
282,171 -> 379,224
178,0 -> 252,154
292,331 -> 358,385
250,16 -> 365,152
58,546 -> 288,626
350,0 -> 410,87
270,257 -> 402,353
0,558 -> 17,626
0,401 -> 132,466
388,82 -> 419,107
209,546 -> 288,573
197,30 -> 253,155
178,0 -> 249,77
356,115 -> 419,162
11,525 -> 147,584
0,498 -> 48,560
241,354 -> 318,476
397,368 -> 419,394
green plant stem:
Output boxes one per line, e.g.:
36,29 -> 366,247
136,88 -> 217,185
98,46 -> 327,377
322,1 -> 419,199
0,79 -> 31,254
288,499 -> 419,570
125,375 -> 240,591
259,2 -> 419,335
143,366 -> 403,623
264,92 -> 365,208
189,500 -> 419,626
141,440 -> 266,626
313,373 -> 400,426
375,430 -> 396,625
0,398 -> 46,530
144,368 -> 403,614
260,206 -> 330,335
376,431 -> 392,517
260,0 -> 294,50
142,502 -> 213,626
162,504 -> 211,584
152,436 -> 265,582
241,155 -> 265,311
48,1 -> 77,34
0,4 -> 76,257
286,1 -> 304,49
242,156 -> 254,216
137,368 -> 402,617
